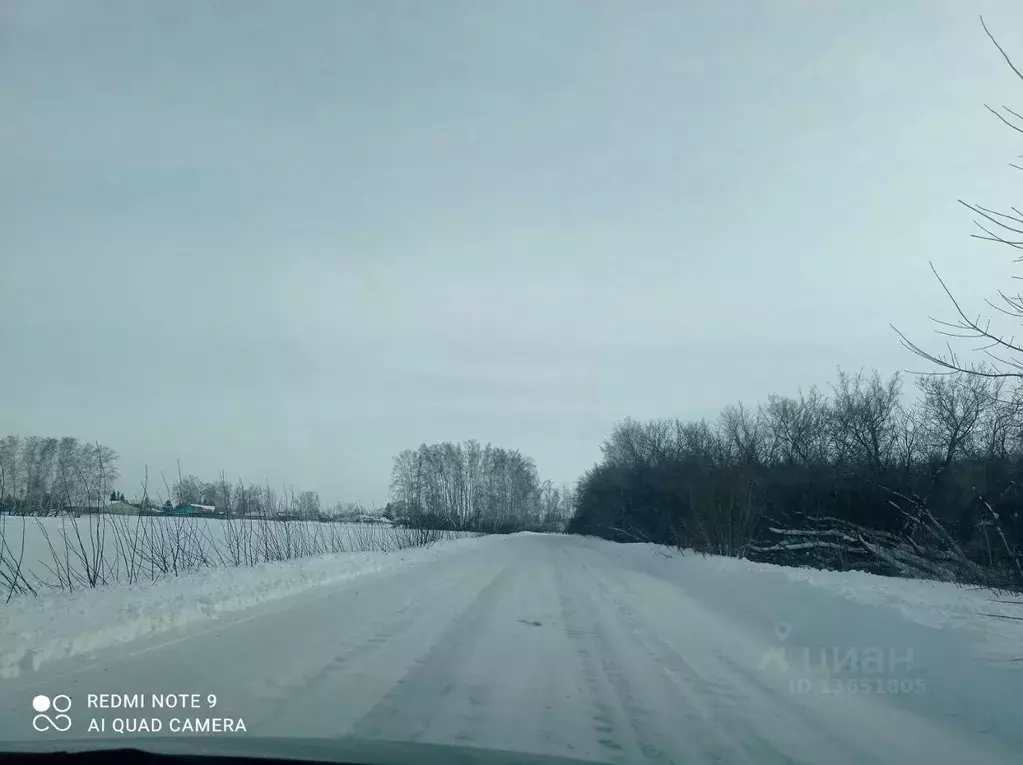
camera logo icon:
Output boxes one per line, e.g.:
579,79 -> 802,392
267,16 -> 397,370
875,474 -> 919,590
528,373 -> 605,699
32,694 -> 72,732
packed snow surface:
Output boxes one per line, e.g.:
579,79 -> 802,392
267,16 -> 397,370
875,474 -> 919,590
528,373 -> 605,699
1,534 -> 1020,765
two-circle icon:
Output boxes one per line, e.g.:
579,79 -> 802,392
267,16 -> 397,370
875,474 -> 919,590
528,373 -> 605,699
32,694 -> 72,732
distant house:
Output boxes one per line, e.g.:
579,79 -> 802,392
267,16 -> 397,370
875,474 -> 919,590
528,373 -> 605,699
165,503 -> 217,517
355,513 -> 390,525
105,500 -> 137,515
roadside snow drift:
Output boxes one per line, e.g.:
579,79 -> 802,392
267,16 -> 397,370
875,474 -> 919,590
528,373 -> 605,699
0,536 -> 489,679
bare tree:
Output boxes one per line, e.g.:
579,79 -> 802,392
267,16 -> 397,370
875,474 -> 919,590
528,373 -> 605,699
297,490 -> 321,520
895,18 -> 1023,379
762,387 -> 832,466
831,369 -> 903,472
172,474 -> 203,506
0,436 -> 19,509
719,403 -> 766,465
917,373 -> 992,473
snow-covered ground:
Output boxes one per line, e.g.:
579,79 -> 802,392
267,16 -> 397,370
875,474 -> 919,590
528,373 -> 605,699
653,546 -> 1023,665
1,534 -> 1020,764
0,535 -> 490,680
0,514 -> 453,593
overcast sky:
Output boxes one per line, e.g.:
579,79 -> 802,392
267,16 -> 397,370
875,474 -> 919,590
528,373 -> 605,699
4,0 -> 1023,506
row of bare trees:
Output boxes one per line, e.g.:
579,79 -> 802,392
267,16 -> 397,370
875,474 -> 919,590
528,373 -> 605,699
388,440 -> 572,533
0,440 -> 421,601
169,472 -> 328,520
0,510 -> 452,602
568,370 -> 1022,590
0,436 -> 119,515
0,439 -> 337,522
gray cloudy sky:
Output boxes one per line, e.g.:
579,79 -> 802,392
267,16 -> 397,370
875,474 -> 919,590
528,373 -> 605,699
4,0 -> 1023,506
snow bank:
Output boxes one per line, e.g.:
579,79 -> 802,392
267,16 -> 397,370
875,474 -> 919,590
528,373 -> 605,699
609,543 -> 1023,665
0,536 -> 490,679
776,558 -> 1023,662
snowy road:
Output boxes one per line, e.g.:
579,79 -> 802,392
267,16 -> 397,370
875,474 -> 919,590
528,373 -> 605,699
1,534 -> 1020,764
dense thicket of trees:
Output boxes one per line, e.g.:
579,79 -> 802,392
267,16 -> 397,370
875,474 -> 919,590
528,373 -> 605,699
0,436 -> 119,514
568,370 -> 1023,588
388,440 -> 572,533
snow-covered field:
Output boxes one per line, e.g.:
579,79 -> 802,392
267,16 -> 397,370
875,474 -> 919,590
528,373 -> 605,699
0,514 -> 460,595
1,534 -> 1021,764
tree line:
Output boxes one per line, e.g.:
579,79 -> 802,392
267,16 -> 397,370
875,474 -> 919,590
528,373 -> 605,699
168,473 -> 329,520
568,369 -> 1021,586
0,435 -> 119,514
154,472 -> 375,521
0,437 -> 371,522
387,440 -> 573,533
